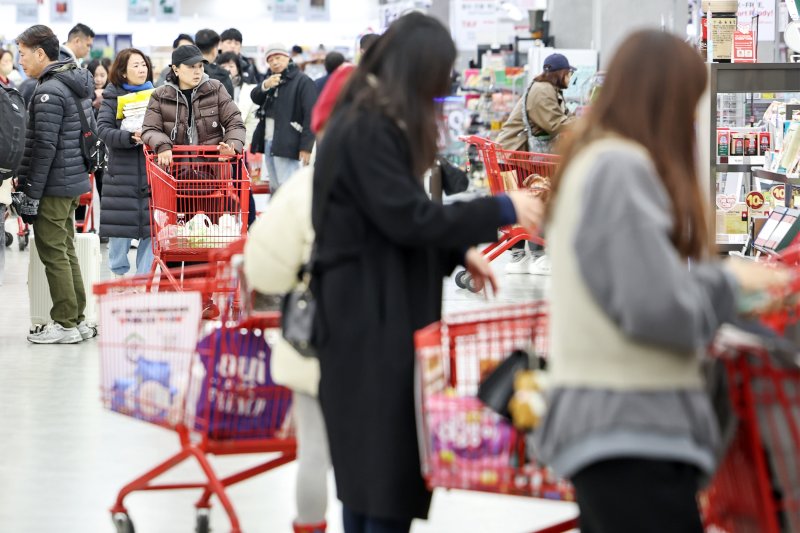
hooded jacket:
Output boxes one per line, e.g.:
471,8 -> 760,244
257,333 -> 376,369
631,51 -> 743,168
204,62 -> 235,99
141,75 -> 246,155
96,83 -> 150,240
17,60 -> 94,200
250,61 -> 317,159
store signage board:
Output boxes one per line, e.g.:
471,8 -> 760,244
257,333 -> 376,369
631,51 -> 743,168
50,0 -> 72,23
127,0 -> 152,22
274,0 -> 300,21
304,0 -> 329,21
737,0 -> 776,41
154,0 -> 179,22
16,3 -> 37,23
733,17 -> 758,62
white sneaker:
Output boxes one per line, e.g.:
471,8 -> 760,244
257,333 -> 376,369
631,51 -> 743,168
77,321 -> 98,340
529,254 -> 552,276
27,322 -> 82,344
505,248 -> 532,274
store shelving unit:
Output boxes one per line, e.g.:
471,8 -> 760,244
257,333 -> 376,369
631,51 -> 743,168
700,63 -> 800,252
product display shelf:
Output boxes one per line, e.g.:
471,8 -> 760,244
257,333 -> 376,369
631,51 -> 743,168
753,168 -> 800,208
700,63 -> 800,252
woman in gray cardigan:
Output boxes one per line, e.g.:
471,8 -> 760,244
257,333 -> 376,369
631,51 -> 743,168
538,30 -> 790,532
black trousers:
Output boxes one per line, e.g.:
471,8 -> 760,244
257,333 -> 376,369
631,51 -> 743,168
342,506 -> 411,533
571,458 -> 704,533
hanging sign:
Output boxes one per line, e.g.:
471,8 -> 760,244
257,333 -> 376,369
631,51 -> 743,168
127,0 -> 152,22
304,0 -> 329,21
274,0 -> 300,21
50,0 -> 73,23
737,0 -> 776,41
154,0 -> 179,21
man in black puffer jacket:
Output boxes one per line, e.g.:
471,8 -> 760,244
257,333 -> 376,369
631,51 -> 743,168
16,24 -> 95,345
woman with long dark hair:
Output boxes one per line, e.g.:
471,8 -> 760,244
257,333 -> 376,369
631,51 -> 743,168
536,30 -> 789,532
312,13 -> 543,533
97,48 -> 155,277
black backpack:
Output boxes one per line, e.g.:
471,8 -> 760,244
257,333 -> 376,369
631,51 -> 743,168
0,85 -> 26,181
31,86 -> 103,174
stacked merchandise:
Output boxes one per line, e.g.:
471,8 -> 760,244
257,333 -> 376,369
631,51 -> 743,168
116,89 -> 155,133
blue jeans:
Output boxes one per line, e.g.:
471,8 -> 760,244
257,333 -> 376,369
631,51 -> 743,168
108,237 -> 154,276
265,140 -> 302,194
342,506 -> 412,533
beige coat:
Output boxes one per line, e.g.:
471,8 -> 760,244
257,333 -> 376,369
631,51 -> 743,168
495,81 -> 576,152
243,166 -> 319,396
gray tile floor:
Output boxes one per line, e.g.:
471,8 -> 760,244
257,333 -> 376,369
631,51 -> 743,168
0,216 -> 577,533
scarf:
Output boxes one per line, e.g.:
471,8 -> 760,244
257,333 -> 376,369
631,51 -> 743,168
122,81 -> 154,92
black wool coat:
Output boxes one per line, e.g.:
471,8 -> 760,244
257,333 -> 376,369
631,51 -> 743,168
96,84 -> 150,240
311,108 -> 504,521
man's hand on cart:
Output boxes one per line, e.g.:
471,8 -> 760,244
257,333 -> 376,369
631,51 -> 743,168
508,191 -> 545,235
218,142 -> 236,158
299,150 -> 311,166
157,149 -> 173,168
465,247 -> 499,296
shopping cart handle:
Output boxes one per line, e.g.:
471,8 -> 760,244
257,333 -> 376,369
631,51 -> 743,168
458,135 -> 499,149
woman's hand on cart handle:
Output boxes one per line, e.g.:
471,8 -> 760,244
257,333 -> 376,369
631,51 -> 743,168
507,191 -> 545,235
726,258 -> 793,294
157,149 -> 173,168
218,142 -> 236,158
465,247 -> 499,297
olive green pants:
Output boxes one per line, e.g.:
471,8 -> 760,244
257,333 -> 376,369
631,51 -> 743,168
33,196 -> 86,329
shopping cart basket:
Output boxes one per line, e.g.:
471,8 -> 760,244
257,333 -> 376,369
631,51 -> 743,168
415,303 -> 579,533
454,136 -> 560,292
95,242 -> 295,533
703,323 -> 800,533
146,145 -> 250,287
75,172 -> 95,233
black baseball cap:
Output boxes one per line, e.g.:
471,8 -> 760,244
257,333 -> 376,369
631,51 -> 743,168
543,53 -> 576,73
172,44 -> 204,67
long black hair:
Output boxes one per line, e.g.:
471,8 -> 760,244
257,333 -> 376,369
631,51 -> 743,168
336,12 -> 456,177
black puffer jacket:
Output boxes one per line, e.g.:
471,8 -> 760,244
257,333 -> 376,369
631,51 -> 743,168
18,60 -> 94,200
250,61 -> 317,159
96,84 -> 149,240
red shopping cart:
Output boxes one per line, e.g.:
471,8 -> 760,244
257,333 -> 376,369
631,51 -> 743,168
74,173 -> 95,233
95,242 -> 295,533
703,324 -> 800,533
454,136 -> 560,292
415,303 -> 579,533
146,145 -> 250,287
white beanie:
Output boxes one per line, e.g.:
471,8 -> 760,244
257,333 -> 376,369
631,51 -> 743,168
265,43 -> 290,59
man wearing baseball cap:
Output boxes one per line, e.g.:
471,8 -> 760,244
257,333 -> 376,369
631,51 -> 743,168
495,52 -> 577,276
250,43 -> 317,193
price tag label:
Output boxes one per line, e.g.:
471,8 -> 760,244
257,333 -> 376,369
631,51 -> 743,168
746,191 -> 766,210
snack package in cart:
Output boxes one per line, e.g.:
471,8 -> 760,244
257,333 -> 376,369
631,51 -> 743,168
191,326 -> 292,439
424,391 -> 514,491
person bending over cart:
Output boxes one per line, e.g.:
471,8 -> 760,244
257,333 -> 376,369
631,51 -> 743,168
142,44 -> 245,170
311,13 -> 544,533
495,53 -> 577,276
536,30 -> 790,533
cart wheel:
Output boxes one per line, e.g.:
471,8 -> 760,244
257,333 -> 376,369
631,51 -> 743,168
195,509 -> 210,533
4,231 -> 11,248
454,270 -> 468,289
112,512 -> 135,533
465,275 -> 481,293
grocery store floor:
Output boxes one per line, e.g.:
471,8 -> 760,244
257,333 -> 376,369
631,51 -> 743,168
0,215 -> 578,533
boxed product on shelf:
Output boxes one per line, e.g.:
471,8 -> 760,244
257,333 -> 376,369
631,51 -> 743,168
754,206 -> 800,251
717,126 -> 770,161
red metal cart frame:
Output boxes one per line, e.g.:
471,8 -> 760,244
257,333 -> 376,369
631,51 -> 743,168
95,242 -> 295,533
415,303 -> 579,533
454,136 -> 560,291
145,146 -> 251,290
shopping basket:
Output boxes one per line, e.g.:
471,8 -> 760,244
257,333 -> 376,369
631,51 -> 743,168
145,145 -> 250,285
454,136 -> 560,292
703,324 -> 800,533
95,241 -> 295,533
415,303 -> 579,533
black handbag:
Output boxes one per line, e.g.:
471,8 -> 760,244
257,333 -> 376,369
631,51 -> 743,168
477,349 -> 547,420
281,258 -> 318,358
